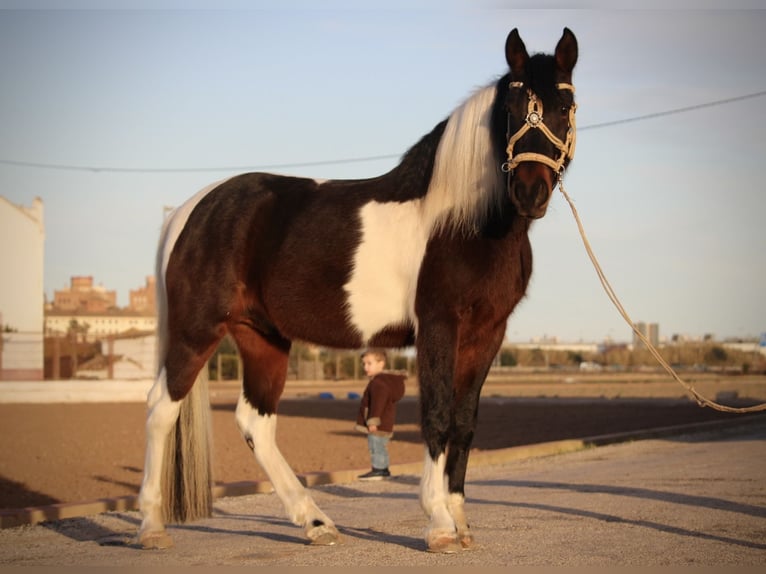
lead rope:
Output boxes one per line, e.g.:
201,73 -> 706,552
557,178 -> 766,414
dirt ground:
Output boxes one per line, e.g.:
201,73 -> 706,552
1,376 -> 764,511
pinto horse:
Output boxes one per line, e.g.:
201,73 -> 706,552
137,27 -> 578,553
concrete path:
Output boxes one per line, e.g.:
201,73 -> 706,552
1,418 -> 764,566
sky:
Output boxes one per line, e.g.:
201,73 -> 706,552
1,3 -> 765,344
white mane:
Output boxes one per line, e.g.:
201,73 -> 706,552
420,83 -> 504,236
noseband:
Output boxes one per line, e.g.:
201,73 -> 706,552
502,82 -> 577,178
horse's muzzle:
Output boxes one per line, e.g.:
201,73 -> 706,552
508,164 -> 554,219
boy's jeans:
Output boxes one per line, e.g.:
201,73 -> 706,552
367,434 -> 390,470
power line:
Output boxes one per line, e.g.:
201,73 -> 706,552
578,90 -> 766,131
2,90 -> 765,174
0,154 -> 398,174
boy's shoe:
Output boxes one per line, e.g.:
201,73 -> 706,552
358,468 -> 391,481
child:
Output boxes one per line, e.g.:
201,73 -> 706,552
355,349 -> 406,480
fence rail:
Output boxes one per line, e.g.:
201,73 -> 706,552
2,329 -> 763,381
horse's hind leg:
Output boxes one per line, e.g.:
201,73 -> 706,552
137,367 -> 180,548
137,336 -> 220,548
232,326 -> 341,545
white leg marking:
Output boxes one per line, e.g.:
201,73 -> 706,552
448,491 -> 474,548
420,449 -> 459,551
235,393 -> 339,543
138,369 -> 180,543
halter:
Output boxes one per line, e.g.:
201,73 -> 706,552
502,81 -> 577,178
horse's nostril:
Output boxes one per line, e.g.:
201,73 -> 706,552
533,180 -> 551,208
510,176 -> 551,216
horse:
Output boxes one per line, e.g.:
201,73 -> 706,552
137,27 -> 578,553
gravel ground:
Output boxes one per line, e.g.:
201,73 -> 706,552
0,417 -> 764,566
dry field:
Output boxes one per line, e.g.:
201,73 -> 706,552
1,372 -> 764,511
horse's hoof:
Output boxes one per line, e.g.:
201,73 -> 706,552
308,523 -> 341,546
137,530 -> 174,550
459,531 -> 476,550
426,533 -> 461,554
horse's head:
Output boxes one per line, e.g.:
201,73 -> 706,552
501,28 -> 578,219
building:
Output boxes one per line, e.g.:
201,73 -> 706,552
45,308 -> 157,341
46,276 -> 157,342
633,321 -> 660,349
44,276 -> 158,379
129,276 -> 156,314
53,276 -> 117,312
0,196 -> 45,380
506,340 -> 600,355
75,333 -> 157,380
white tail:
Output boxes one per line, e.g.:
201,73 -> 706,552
154,208 -> 214,524
160,366 -> 214,522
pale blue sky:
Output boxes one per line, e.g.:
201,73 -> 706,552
1,4 -> 764,343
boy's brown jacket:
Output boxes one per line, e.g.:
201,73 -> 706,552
354,372 -> 406,438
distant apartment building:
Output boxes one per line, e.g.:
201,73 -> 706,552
633,321 -> 660,348
0,196 -> 45,380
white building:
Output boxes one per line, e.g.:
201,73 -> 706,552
44,309 -> 157,341
0,196 -> 45,380
76,334 -> 157,380
111,334 -> 156,379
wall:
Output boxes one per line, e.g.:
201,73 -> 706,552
0,196 -> 45,380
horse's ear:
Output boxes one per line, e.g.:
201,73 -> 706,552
505,28 -> 528,79
555,27 -> 578,73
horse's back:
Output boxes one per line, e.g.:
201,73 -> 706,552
163,173 -> 321,274
160,173 -> 371,346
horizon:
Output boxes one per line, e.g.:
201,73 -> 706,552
38,268 -> 763,344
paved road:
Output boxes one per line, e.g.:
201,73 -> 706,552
1,418 -> 764,566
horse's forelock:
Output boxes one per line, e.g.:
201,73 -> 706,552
526,54 -> 559,102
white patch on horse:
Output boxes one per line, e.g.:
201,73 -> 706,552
419,450 -> 456,539
234,393 -> 335,533
137,367 -> 181,542
344,200 -> 429,341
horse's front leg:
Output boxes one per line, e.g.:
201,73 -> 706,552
444,382 -> 484,550
445,323 -> 507,550
417,321 -> 462,553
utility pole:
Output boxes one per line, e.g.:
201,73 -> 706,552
53,335 -> 61,379
107,336 -> 114,379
